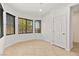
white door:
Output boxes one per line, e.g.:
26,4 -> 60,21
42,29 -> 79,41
54,14 -> 67,48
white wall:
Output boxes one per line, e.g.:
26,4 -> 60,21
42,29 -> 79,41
42,12 -> 54,43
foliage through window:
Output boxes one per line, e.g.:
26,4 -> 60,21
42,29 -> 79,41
18,18 -> 27,34
18,18 -> 33,34
27,20 -> 33,33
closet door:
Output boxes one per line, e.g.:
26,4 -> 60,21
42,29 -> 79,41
54,14 -> 66,48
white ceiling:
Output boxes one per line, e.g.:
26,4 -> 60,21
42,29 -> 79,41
4,3 -> 72,16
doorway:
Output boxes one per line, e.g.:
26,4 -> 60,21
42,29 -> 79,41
70,4 -> 79,54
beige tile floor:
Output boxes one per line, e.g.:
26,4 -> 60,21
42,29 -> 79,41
3,40 -> 79,56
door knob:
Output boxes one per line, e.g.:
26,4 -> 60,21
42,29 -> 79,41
62,33 -> 65,35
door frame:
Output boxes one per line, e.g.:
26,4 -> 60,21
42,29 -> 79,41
68,3 -> 79,51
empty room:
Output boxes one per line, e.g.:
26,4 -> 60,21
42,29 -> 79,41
0,3 -> 79,56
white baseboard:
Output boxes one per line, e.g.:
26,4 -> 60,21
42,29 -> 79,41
65,48 -> 71,51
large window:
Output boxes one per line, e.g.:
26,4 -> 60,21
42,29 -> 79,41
18,18 -> 27,34
6,13 -> 15,35
27,20 -> 33,33
35,20 -> 41,33
18,18 -> 33,34
0,4 -> 3,38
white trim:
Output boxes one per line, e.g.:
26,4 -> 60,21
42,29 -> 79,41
66,3 -> 78,50
3,11 -> 6,36
15,16 -> 18,34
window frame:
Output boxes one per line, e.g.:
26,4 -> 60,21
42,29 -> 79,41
6,12 -> 15,35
